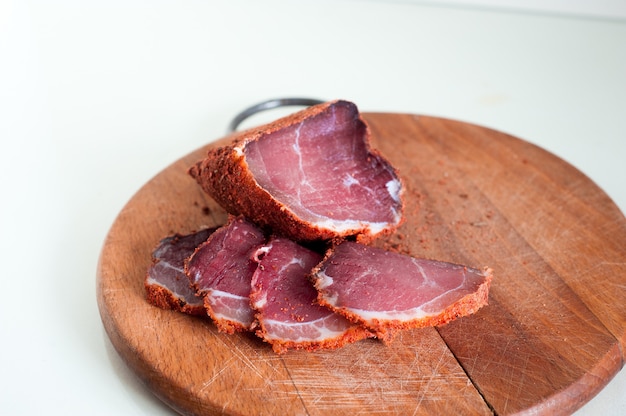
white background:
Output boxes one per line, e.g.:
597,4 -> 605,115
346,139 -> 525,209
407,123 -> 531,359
1,0 -> 625,414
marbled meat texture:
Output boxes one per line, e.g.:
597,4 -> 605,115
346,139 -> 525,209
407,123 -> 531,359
188,100 -> 404,242
185,216 -> 266,333
145,227 -> 216,316
250,237 -> 372,354
311,241 -> 492,341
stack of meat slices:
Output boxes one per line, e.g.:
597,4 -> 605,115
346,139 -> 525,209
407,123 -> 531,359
145,100 -> 493,353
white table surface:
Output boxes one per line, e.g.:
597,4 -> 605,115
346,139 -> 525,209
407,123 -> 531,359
1,1 -> 624,414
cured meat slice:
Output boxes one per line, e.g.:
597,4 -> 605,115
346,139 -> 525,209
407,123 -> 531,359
188,100 -> 404,242
145,228 -> 216,316
250,237 -> 372,353
185,216 -> 266,333
311,241 -> 492,341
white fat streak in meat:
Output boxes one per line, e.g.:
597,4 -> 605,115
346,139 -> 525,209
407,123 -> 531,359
252,293 -> 267,309
207,289 -> 252,325
210,313 -> 250,326
145,275 -> 203,304
329,267 -> 479,322
251,244 -> 307,308
309,218 -> 394,235
146,275 -> 171,291
411,258 -> 430,286
341,305 -> 433,322
147,260 -> 192,295
411,258 -> 446,291
155,260 -> 182,274
292,121 -> 314,192
260,316 -> 350,342
252,244 -> 271,262
311,271 -> 339,306
386,178 -> 402,203
250,277 -> 268,308
313,270 -> 334,290
250,243 -> 272,309
189,269 -> 203,285
342,173 -> 360,187
207,289 -> 249,302
237,117 -> 403,235
278,255 -> 306,275
303,175 -> 403,234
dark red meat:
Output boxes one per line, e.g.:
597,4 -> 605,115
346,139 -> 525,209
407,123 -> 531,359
250,237 -> 371,353
311,241 -> 492,341
145,228 -> 216,315
188,100 -> 404,242
185,216 -> 266,333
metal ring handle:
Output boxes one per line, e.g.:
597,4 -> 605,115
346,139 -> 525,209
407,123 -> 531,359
228,97 -> 325,133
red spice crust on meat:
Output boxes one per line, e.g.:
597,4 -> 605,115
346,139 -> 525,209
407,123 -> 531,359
256,326 -> 374,355
144,282 -> 205,316
188,100 -> 404,243
316,266 -> 493,343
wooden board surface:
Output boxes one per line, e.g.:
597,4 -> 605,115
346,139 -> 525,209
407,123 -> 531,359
97,113 -> 626,415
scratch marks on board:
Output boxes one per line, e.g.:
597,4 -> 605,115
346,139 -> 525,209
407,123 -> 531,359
271,335 -> 479,414
199,355 -> 235,393
190,327 -> 490,414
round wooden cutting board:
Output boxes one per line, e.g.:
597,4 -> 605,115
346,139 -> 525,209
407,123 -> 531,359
97,113 -> 626,416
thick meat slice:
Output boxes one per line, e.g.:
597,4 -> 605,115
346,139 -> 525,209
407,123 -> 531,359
250,237 -> 371,353
145,228 -> 216,316
185,216 -> 266,333
311,241 -> 492,341
189,100 -> 404,242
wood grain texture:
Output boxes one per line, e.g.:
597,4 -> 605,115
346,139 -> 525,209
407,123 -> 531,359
97,113 -> 626,415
